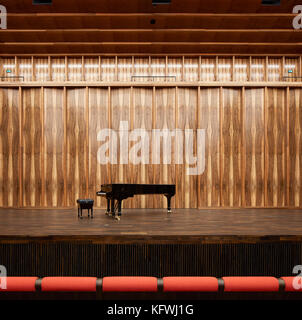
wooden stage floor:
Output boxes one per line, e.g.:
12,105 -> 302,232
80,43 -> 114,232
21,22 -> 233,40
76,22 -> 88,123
0,208 -> 302,243
1,208 -> 302,276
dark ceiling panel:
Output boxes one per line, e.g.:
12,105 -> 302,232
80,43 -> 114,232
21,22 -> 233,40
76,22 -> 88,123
0,0 -> 300,54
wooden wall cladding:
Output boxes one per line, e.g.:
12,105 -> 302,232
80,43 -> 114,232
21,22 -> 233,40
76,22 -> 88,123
0,56 -> 301,83
43,88 -> 65,207
221,88 -> 242,207
0,86 -> 301,209
198,88 -> 220,207
22,88 -> 42,207
244,88 -> 265,207
0,88 -> 19,207
266,88 -> 287,207
66,88 -> 87,207
288,88 -> 302,207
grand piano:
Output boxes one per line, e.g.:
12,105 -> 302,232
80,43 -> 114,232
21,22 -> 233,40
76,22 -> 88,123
96,184 -> 176,220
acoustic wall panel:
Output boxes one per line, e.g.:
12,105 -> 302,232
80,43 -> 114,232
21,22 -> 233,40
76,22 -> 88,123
88,88 -> 110,208
22,88 -> 42,207
289,88 -> 302,207
244,88 -> 265,207
131,88 -> 154,208
176,88 -> 198,208
266,88 -> 287,207
0,84 -> 300,209
0,89 -> 20,207
221,88 -> 242,207
66,88 -> 87,207
43,88 -> 65,207
198,88 -> 220,207
154,88 -> 176,208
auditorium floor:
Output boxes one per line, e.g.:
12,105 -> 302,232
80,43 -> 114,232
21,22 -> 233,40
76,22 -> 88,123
0,208 -> 302,242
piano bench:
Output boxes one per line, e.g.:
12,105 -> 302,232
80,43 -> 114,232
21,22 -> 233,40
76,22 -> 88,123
77,199 -> 94,219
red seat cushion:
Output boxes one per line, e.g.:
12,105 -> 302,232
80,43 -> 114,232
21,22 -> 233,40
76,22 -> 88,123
0,277 -> 38,292
103,277 -> 157,292
41,277 -> 97,292
222,277 -> 279,292
163,277 -> 218,292
281,277 -> 302,292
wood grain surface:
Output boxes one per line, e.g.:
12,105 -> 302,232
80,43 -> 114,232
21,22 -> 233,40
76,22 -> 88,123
0,88 -> 20,207
266,88 -> 287,207
0,84 -> 300,208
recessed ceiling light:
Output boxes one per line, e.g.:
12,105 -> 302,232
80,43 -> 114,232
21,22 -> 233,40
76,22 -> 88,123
152,0 -> 171,5
33,0 -> 52,4
261,0 -> 280,5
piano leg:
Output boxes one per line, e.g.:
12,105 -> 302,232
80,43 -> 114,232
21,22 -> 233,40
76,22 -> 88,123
115,200 -> 122,221
110,199 -> 115,217
165,194 -> 172,213
106,198 -> 110,215
91,207 -> 93,219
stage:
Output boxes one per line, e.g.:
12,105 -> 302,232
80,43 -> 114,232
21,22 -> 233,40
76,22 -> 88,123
0,208 -> 302,278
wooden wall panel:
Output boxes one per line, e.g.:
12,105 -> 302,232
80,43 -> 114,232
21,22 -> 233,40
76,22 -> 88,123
84,57 -> 99,82
110,88 -> 132,207
154,88 -> 176,208
151,57 -> 165,80
88,88 -> 110,208
183,58 -> 199,82
217,57 -> 232,81
22,88 -> 42,207
289,88 -> 302,207
68,57 -> 82,82
244,88 -> 265,207
200,58 -> 216,81
266,88 -> 287,207
250,57 -> 265,82
167,58 -> 182,82
43,88 -> 65,207
221,88 -> 242,207
0,89 -> 19,207
0,84 -> 300,209
35,58 -> 49,82
176,88 -> 198,208
131,88 -> 153,208
118,57 -> 132,82
198,88 -> 220,207
66,88 -> 87,207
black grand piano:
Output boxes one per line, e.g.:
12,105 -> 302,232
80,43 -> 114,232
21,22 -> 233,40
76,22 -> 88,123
96,184 -> 175,220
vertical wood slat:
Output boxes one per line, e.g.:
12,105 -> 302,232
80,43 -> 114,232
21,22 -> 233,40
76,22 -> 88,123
244,88 -> 265,207
44,88 -> 65,207
22,88 -> 42,207
66,88 -> 87,207
19,87 -> 22,207
0,88 -> 20,207
241,87 -> 246,206
88,88 -> 110,208
221,87 -> 242,207
265,88 -> 287,207
63,87 -> 67,206
177,87 -> 198,208
85,86 -> 89,198
41,87 -> 44,205
286,86 -> 290,206
288,88 -> 302,207
198,88 -> 220,207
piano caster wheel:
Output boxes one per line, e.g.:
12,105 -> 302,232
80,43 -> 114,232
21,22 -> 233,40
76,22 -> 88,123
105,211 -> 110,216
167,210 -> 172,213
114,216 -> 121,221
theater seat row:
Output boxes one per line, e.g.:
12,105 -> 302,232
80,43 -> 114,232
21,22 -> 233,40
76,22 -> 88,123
0,277 -> 301,293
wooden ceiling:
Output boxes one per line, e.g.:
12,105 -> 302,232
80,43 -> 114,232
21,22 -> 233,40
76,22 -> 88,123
0,0 -> 301,55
